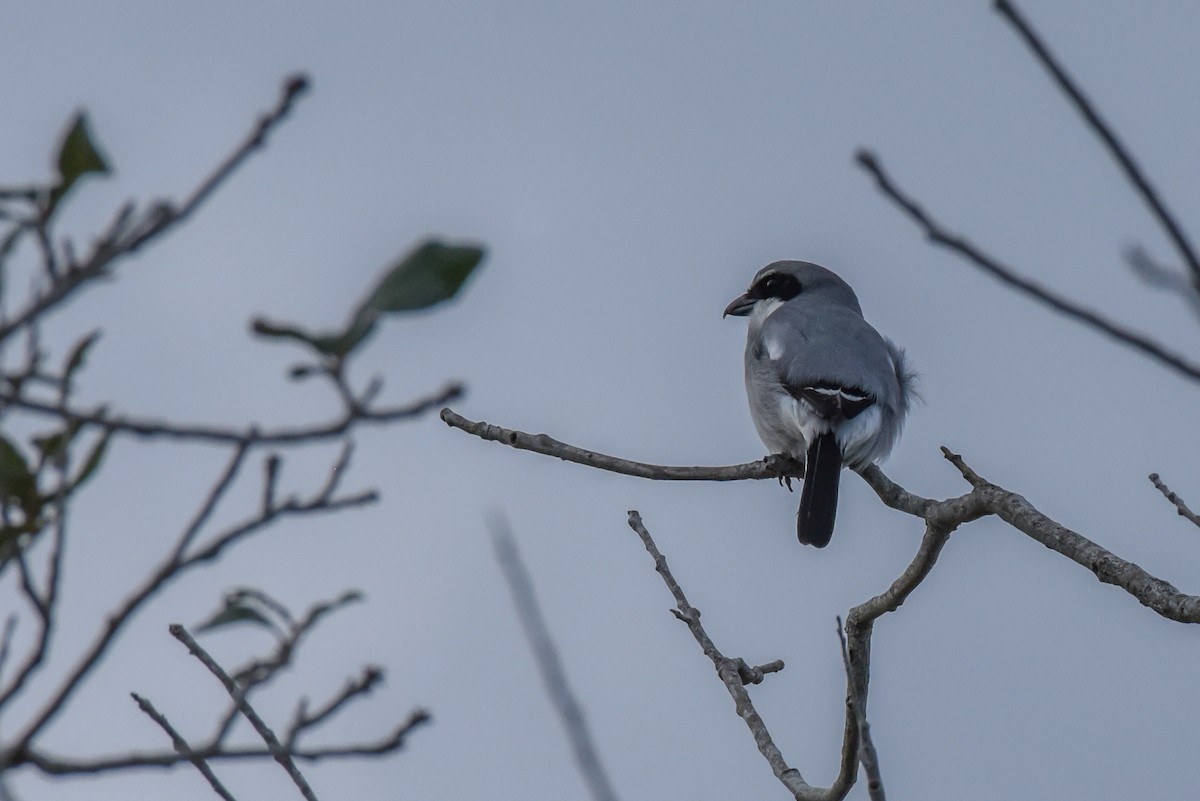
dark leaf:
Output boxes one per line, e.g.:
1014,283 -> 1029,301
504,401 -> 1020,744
50,112 -> 110,208
252,239 -> 482,362
196,603 -> 276,633
355,240 -> 484,317
0,435 -> 36,504
197,587 -> 296,638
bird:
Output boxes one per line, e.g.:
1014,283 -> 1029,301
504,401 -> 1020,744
724,261 -> 915,547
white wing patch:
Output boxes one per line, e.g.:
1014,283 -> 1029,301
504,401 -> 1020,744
765,336 -> 785,361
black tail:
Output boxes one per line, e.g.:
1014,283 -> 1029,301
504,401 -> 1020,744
798,431 -> 842,547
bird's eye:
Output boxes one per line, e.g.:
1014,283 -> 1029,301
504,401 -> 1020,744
751,273 -> 801,301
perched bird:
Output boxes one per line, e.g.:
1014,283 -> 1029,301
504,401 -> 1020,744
724,261 -> 915,547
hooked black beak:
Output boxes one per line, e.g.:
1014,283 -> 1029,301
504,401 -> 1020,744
723,293 -> 755,318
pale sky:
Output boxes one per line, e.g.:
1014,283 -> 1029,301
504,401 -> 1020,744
3,3 -> 1200,800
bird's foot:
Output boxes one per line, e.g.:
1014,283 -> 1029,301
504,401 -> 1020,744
764,453 -> 804,491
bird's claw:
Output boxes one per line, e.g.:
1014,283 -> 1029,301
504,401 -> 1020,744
763,453 -> 803,491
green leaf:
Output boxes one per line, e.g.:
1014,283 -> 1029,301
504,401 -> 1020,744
196,587 -> 295,637
356,240 -> 484,317
252,239 -> 483,362
50,112 -> 110,207
196,602 -> 276,633
0,435 -> 36,504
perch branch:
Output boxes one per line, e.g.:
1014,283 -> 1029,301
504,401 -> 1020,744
441,409 -> 797,481
449,413 -> 1200,625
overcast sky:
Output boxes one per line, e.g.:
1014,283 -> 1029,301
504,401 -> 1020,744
4,3 -> 1200,800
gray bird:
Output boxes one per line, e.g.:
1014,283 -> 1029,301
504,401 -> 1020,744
724,261 -> 915,547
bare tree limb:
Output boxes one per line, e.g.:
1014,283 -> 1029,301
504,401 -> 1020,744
170,624 -> 319,801
993,0 -> 1200,290
0,382 -> 463,446
861,452 -> 1200,623
131,692 -> 238,801
20,708 -> 431,776
835,618 -> 884,801
0,75 -> 310,346
626,511 -> 860,801
1,445 -> 376,768
855,149 -> 1200,384
491,516 -> 621,801
450,413 -> 1200,627
1149,473 -> 1200,529
0,616 -> 16,680
285,666 -> 384,751
442,408 -> 798,481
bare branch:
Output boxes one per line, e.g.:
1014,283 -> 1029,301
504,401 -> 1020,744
174,443 -> 251,559
285,666 -> 384,750
131,693 -> 237,801
170,624 -> 319,801
859,452 -> 1200,624
0,616 -> 16,679
1149,473 -> 1200,529
452,409 -> 1200,630
442,408 -> 798,481
836,618 -> 884,801
625,511 -> 859,801
0,551 -> 55,709
0,76 -> 311,345
855,149 -> 1200,384
1,381 -> 463,446
20,708 -> 431,776
994,0 -> 1200,289
491,516 -> 620,801
1,445 -> 375,765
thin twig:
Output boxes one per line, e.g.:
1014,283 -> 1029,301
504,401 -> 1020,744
994,0 -> 1200,289
855,149 -> 1200,384
0,77 -> 310,346
170,624 -> 319,801
131,692 -> 238,801
286,666 -> 384,749
0,615 -> 17,680
19,709 -> 432,775
1149,474 -> 1200,529
491,516 -> 621,801
174,443 -> 250,559
2,448 -> 375,764
625,511 -> 849,800
1,381 -> 462,446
